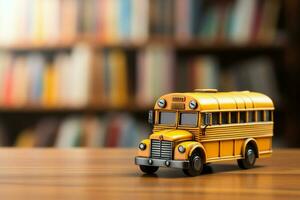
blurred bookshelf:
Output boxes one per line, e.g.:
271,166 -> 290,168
0,0 -> 297,147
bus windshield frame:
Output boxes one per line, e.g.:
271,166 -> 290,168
157,111 -> 199,127
179,112 -> 198,127
158,111 -> 177,126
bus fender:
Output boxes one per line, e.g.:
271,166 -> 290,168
174,141 -> 207,162
189,142 -> 207,163
242,138 -> 259,158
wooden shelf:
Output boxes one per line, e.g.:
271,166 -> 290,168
0,37 -> 286,52
0,105 -> 151,114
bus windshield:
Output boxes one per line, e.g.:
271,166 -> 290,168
179,112 -> 198,127
159,111 -> 176,125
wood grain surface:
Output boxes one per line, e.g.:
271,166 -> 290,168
0,148 -> 299,200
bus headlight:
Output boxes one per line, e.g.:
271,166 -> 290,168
189,100 -> 197,109
158,99 -> 166,108
139,143 -> 146,151
178,145 -> 186,153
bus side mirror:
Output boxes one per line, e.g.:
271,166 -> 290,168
148,110 -> 155,125
203,113 -> 211,126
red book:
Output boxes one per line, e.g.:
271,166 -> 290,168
3,63 -> 13,106
106,116 -> 121,147
250,0 -> 264,41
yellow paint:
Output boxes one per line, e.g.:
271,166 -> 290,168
137,139 -> 150,157
150,129 -> 193,141
137,90 -> 274,165
173,141 -> 207,161
220,140 -> 234,157
154,91 -> 274,111
235,139 -> 244,156
256,137 -> 272,151
203,141 -> 219,158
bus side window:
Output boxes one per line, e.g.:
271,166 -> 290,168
221,112 -> 229,124
240,112 -> 246,123
231,112 -> 238,123
248,111 -> 255,122
212,112 -> 220,125
257,111 -> 264,122
201,113 -> 211,125
265,110 -> 272,121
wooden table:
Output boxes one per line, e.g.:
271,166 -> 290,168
0,148 -> 299,200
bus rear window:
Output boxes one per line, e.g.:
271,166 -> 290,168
180,112 -> 198,127
159,112 -> 176,125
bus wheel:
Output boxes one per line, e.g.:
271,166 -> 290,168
237,145 -> 257,169
139,165 -> 159,174
183,151 -> 203,176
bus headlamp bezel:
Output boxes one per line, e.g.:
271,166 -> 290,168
189,100 -> 197,109
139,143 -> 147,151
178,145 -> 186,153
158,99 -> 166,108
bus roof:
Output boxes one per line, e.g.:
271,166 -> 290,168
154,91 -> 274,111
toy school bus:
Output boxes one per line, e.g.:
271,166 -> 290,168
135,89 -> 274,176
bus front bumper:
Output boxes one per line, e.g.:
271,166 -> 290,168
135,156 -> 190,169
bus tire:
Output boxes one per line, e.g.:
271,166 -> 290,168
237,144 -> 257,169
183,150 -> 203,176
139,165 -> 159,174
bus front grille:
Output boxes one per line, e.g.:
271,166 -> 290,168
151,140 -> 173,160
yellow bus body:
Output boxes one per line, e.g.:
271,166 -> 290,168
135,90 -> 274,175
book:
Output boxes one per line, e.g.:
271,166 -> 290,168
15,129 -> 35,147
82,116 -> 107,147
11,57 -> 28,107
175,56 -> 219,91
69,43 -> 93,107
229,0 -> 257,43
0,0 -> 281,45
257,0 -> 280,43
55,117 -> 82,147
27,53 -> 45,105
60,0 -> 78,43
131,0 -> 149,43
0,53 -> 12,106
108,50 -> 129,108
35,118 -> 60,147
219,57 -> 280,104
136,46 -> 174,106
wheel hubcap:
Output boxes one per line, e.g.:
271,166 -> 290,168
193,156 -> 201,171
247,149 -> 255,164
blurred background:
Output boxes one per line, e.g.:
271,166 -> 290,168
0,0 -> 299,148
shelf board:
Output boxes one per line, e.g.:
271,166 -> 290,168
0,38 -> 286,52
0,106 -> 151,114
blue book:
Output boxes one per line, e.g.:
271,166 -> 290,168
27,54 -> 45,105
189,0 -> 204,37
119,0 -> 131,40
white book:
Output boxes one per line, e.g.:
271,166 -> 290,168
55,117 -> 82,147
131,0 -> 149,43
229,0 -> 257,43
41,0 -> 60,44
0,0 -> 19,45
69,43 -> 93,107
